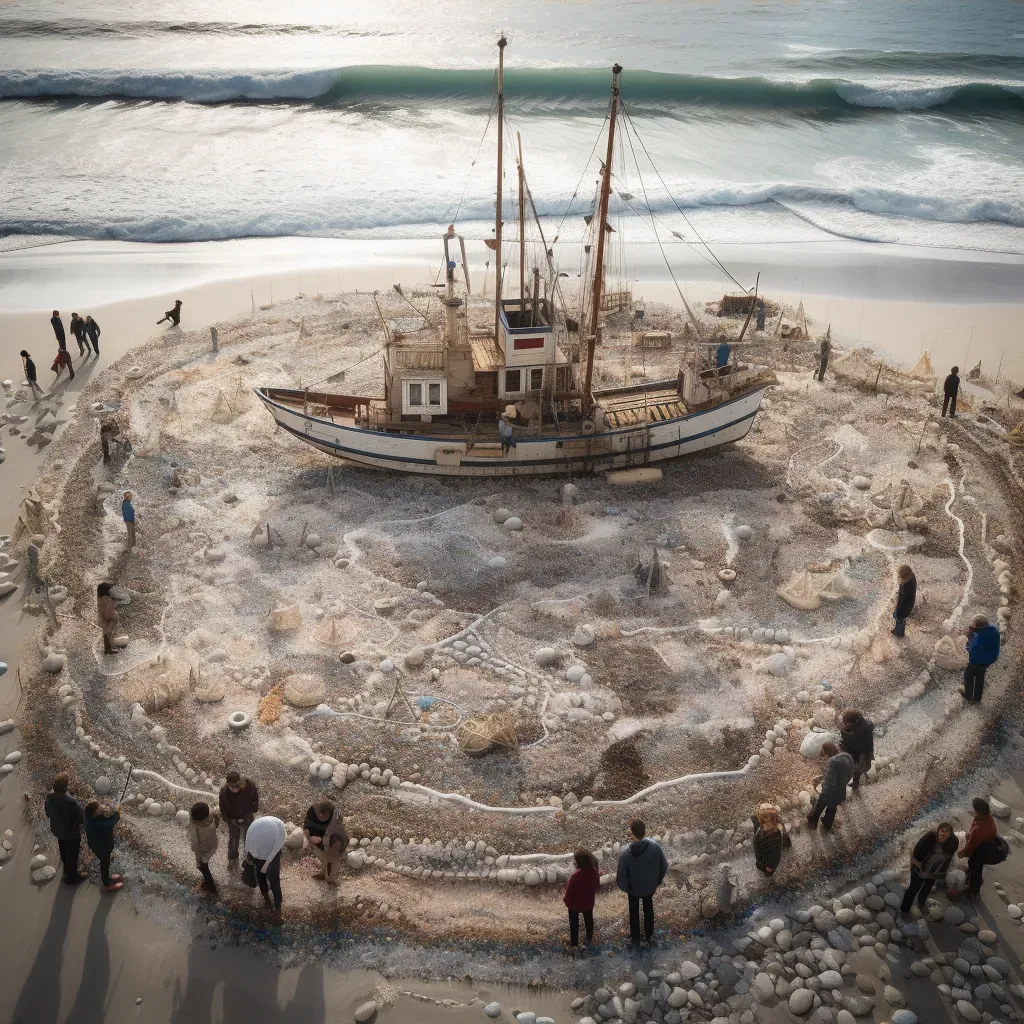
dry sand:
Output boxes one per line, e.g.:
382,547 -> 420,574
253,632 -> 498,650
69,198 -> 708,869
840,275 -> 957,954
1,238 -> 1023,1022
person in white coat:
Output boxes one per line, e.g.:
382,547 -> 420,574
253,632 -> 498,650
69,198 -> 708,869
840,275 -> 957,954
244,815 -> 286,910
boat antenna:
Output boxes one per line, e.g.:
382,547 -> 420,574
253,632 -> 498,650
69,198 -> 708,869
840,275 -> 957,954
517,131 -> 526,310
494,35 -> 507,344
583,62 -> 622,409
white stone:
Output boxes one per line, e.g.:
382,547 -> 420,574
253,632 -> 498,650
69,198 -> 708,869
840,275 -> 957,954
735,525 -> 753,540
534,647 -> 559,667
492,508 -> 511,525
317,762 -> 334,780
851,475 -> 871,490
354,1001 -> 378,1023
989,797 -> 1011,818
764,652 -> 790,677
203,547 -> 227,563
404,648 -> 426,668
503,517 -> 523,532
483,1003 -> 502,1018
572,624 -> 596,647
94,776 -> 112,795
42,653 -> 66,674
30,853 -> 47,868
304,533 -> 322,549
789,989 -> 814,1016
3,750 -> 22,765
487,556 -> 507,569
955,1000 -> 981,1022
800,731 -> 839,759
31,865 -> 57,883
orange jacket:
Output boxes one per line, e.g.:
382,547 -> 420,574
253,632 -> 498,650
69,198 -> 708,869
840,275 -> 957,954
962,814 -> 997,857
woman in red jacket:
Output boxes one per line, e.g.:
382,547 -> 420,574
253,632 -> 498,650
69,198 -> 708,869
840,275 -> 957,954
563,848 -> 600,948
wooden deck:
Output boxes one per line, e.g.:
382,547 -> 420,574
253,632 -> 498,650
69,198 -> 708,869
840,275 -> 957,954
600,387 -> 687,428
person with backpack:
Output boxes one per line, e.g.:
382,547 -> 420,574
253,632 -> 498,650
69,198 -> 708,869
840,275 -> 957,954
751,803 -> 789,878
962,614 -> 1001,703
616,819 -> 668,946
838,709 -> 874,791
806,743 -> 855,832
900,822 -> 958,914
892,564 -> 917,638
958,797 -> 1005,897
563,848 -> 600,948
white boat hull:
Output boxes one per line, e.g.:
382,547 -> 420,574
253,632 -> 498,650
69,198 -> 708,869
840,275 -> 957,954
255,386 -> 768,477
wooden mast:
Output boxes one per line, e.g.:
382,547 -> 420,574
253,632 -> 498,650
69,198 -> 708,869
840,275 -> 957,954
517,132 -> 526,314
583,63 -> 622,408
494,36 -> 507,345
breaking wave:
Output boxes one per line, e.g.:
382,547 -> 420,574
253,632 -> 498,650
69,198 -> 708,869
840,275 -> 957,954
2,181 -> 1021,245
1,66 -> 1022,113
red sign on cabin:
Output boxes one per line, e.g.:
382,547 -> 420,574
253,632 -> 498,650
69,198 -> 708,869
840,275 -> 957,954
513,337 -> 545,351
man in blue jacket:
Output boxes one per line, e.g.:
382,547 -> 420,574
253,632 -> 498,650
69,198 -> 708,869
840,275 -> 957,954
617,819 -> 668,946
962,614 -> 1000,703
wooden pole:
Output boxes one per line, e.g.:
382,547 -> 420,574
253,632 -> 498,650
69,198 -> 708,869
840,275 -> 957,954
583,63 -> 622,408
493,36 -> 507,345
517,132 -> 526,312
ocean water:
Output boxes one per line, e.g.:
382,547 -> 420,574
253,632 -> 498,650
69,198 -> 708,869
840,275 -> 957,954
2,0 -> 1023,254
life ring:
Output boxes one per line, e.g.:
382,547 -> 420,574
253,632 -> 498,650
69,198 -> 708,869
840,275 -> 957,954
718,568 -> 737,583
227,711 -> 252,731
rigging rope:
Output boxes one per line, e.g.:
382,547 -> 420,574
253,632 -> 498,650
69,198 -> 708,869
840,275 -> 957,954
553,114 -> 609,241
447,94 -> 498,227
621,105 -> 748,294
619,111 -> 706,341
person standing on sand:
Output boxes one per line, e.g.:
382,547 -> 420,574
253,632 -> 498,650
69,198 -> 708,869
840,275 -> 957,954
84,800 -> 124,892
961,614 -> 1000,703
563,848 -> 600,948
219,770 -> 259,863
122,491 -> 136,550
900,821 -> 958,914
70,313 -> 87,356
97,582 -> 120,654
20,350 -> 43,399
892,564 -> 916,638
616,818 -> 667,946
751,803 -> 789,878
188,802 -> 220,893
756,299 -> 766,332
157,299 -> 183,326
303,799 -> 347,883
816,335 -> 831,381
957,798 -> 1005,898
84,315 -> 101,356
245,815 -> 287,911
943,366 -> 960,418
806,742 -> 854,832
838,709 -> 874,791
44,772 -> 87,885
50,310 -> 66,351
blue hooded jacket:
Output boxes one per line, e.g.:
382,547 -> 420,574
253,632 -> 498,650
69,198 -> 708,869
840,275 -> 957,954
967,625 -> 1000,666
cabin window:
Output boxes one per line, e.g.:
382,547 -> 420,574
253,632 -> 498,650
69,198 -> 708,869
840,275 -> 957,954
529,368 -> 544,392
505,368 -> 522,394
403,378 -> 446,415
513,336 -> 545,351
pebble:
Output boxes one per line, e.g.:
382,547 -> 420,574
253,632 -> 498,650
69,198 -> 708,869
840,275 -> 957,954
789,989 -> 814,1016
3,751 -> 22,765
354,1001 -> 378,1022
483,1003 -> 502,1018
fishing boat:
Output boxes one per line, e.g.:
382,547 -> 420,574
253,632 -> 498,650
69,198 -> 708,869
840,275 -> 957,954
256,39 -> 775,477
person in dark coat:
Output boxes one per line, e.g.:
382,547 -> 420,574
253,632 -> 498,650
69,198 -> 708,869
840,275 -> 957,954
756,299 -> 766,332
943,366 -> 960,418
20,350 -> 43,399
50,310 -> 67,351
900,822 -> 958,913
219,770 -> 259,862
69,313 -> 87,355
84,801 -> 124,891
616,819 -> 668,945
44,772 -> 87,884
84,315 -> 101,355
961,614 -> 1000,703
563,848 -> 600,947
958,797 -> 999,896
838,709 -> 874,790
157,299 -> 183,326
816,336 -> 831,381
893,564 -> 916,638
807,743 -> 854,831
752,803 -> 789,877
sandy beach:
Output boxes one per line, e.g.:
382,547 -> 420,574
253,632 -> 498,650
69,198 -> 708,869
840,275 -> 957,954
1,235 -> 1023,1023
